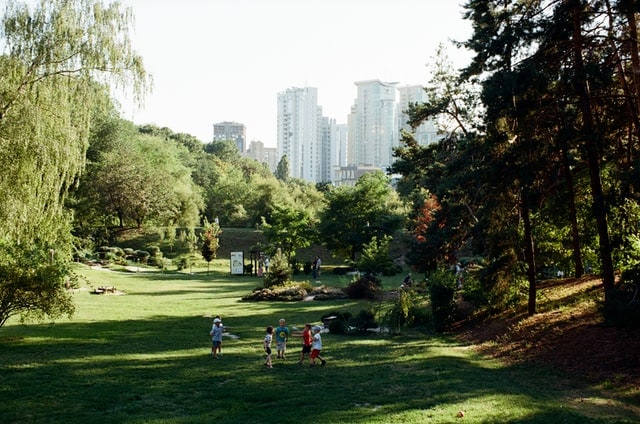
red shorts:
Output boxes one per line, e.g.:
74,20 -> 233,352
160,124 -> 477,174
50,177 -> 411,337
311,349 -> 321,359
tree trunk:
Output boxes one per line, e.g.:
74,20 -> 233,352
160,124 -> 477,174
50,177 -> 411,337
561,143 -> 584,277
522,191 -> 537,315
570,1 -> 615,306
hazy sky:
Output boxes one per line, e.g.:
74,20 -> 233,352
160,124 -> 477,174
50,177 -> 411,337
118,0 -> 473,146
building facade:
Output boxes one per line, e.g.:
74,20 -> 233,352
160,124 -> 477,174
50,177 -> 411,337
397,85 -> 441,146
276,87 -> 321,182
245,140 -> 278,172
213,121 -> 246,153
348,80 -> 398,170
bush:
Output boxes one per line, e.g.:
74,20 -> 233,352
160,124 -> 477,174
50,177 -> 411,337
135,250 -> 150,264
385,288 -> 419,334
344,274 -> 382,300
322,311 -> 351,334
303,260 -> 313,274
242,284 -> 308,302
175,255 -> 191,271
428,268 -> 457,332
147,245 -> 162,257
263,249 -> 290,288
333,266 -> 356,275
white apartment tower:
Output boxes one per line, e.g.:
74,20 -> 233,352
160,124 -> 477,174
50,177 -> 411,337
348,80 -> 398,169
277,87 -> 321,182
397,85 -> 441,146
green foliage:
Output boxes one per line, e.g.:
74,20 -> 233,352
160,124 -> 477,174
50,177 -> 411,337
356,235 -> 397,276
275,154 -> 290,181
385,288 -> 424,334
200,220 -> 221,263
81,129 -> 203,228
0,241 -> 75,328
261,203 -> 315,259
318,171 -> 405,260
0,0 -> 149,244
427,268 -> 457,332
263,248 -> 290,288
343,273 -> 382,300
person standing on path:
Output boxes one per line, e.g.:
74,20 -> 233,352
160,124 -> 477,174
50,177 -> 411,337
275,318 -> 290,359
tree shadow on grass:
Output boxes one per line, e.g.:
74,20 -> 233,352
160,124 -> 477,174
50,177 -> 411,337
2,315 -> 638,424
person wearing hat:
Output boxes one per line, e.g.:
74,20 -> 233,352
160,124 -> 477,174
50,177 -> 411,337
309,326 -> 327,367
209,316 -> 224,359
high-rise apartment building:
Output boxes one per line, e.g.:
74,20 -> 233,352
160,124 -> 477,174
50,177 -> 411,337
213,121 -> 246,153
397,85 -> 441,146
348,80 -> 398,169
245,140 -> 278,172
277,87 -> 321,182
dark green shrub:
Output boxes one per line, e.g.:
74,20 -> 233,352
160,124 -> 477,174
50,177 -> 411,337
176,255 -> 190,271
344,274 -> 382,300
147,245 -> 161,257
263,249 -> 290,288
135,250 -> 150,264
428,268 -> 457,332
303,260 -> 312,274
351,309 -> 377,332
322,311 -> 352,334
333,266 -> 355,275
290,257 -> 301,275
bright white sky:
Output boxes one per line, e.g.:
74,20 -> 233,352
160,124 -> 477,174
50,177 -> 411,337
118,0 -> 473,146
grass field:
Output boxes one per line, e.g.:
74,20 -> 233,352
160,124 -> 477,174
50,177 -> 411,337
1,253 -> 639,422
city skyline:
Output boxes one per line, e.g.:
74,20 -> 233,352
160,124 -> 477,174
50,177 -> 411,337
117,0 -> 473,147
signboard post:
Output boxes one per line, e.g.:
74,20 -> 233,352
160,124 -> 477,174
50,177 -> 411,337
230,251 -> 244,275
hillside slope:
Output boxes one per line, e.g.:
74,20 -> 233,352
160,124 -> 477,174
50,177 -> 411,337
455,276 -> 640,396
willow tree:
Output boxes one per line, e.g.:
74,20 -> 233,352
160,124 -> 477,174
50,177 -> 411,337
0,0 -> 150,327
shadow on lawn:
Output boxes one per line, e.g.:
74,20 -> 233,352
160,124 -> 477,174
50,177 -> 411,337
2,313 -> 636,424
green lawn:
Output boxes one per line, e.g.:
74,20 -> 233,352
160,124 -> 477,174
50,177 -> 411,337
1,262 -> 638,424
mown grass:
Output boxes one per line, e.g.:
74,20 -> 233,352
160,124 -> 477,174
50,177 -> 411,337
1,262 -> 638,423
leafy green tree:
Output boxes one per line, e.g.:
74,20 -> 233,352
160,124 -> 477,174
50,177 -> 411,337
204,140 -> 241,162
263,248 -> 290,288
275,155 -> 290,182
83,131 -> 202,227
0,242 -> 76,328
261,204 -> 315,260
356,235 -> 395,275
201,220 -> 222,274
0,0 -> 149,327
318,171 -> 404,260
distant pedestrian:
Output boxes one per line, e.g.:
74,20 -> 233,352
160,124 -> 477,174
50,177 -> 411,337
312,257 -> 318,279
264,256 -> 270,273
310,326 -> 326,367
315,256 -> 322,278
275,318 -> 290,359
209,317 -> 224,359
264,326 -> 273,368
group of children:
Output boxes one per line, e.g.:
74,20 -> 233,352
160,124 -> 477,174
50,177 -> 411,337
209,316 -> 326,368
264,319 -> 326,368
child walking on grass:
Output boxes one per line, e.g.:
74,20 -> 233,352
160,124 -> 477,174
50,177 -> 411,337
264,326 -> 273,368
292,323 -> 312,364
310,326 -> 326,367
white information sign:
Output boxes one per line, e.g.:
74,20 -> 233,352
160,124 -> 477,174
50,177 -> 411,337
230,251 -> 244,275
